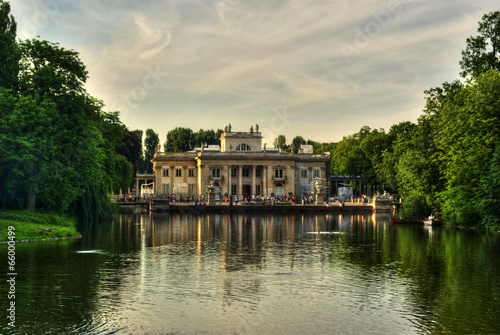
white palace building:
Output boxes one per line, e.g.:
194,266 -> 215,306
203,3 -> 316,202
151,124 -> 330,200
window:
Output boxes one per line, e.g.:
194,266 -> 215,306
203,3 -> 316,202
163,169 -> 169,177
175,169 -> 182,177
255,185 -> 261,195
189,169 -> 195,177
231,185 -> 237,195
255,169 -> 261,177
162,184 -> 169,194
242,168 -> 249,177
313,169 -> 320,178
188,184 -> 195,195
236,143 -> 251,151
274,169 -> 283,179
211,168 -> 221,178
231,168 -> 237,177
301,170 -> 307,178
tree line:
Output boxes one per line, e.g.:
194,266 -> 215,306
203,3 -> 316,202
2,1 -> 498,228
0,1 -> 140,222
329,11 -> 500,228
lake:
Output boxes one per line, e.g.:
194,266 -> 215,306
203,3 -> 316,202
1,212 -> 500,334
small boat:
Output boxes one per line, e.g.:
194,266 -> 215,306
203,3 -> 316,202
391,218 -> 424,224
423,218 -> 440,226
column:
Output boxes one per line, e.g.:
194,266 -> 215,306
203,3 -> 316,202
170,166 -> 174,194
252,165 -> 256,195
263,165 -> 268,195
238,165 -> 243,198
228,165 -> 232,195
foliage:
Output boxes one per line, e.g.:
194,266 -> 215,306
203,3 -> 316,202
143,128 -> 159,173
193,128 -> 222,147
0,6 -> 135,223
273,135 -> 286,149
435,71 -> 500,226
398,193 -> 432,220
460,11 -> 500,78
478,141 -> 500,227
0,1 -> 19,90
163,127 -> 223,153
163,127 -> 191,152
291,136 -> 305,153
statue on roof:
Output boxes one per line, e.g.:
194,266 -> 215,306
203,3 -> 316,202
228,123 -> 232,132
255,124 -> 259,132
224,125 -> 228,132
250,125 -> 254,134
229,144 -> 232,152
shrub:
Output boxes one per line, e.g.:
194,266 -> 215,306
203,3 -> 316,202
398,193 -> 432,220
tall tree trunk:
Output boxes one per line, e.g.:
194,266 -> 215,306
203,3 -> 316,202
27,161 -> 39,211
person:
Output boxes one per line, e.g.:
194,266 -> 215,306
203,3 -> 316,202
230,195 -> 233,207
235,195 -> 238,204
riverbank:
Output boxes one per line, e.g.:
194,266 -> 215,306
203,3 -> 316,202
0,210 -> 81,243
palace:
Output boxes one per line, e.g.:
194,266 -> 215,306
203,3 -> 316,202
151,124 -> 330,200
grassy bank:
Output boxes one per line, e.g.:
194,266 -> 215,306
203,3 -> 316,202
0,210 -> 80,242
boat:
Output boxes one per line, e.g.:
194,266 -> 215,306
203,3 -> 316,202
423,214 -> 440,226
423,218 -> 441,226
390,218 -> 424,224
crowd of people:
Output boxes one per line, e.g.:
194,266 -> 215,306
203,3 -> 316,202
121,193 -> 368,207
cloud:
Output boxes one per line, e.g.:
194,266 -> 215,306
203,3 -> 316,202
9,0 -> 500,142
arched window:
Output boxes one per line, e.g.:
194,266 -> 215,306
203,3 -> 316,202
236,143 -> 251,151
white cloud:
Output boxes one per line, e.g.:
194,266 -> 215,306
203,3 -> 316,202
9,0 -> 500,142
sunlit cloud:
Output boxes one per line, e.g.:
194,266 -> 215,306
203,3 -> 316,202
9,0 -> 499,142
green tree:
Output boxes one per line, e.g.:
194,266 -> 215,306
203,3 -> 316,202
133,129 -> 147,172
436,71 -> 500,226
479,141 -> 500,227
0,1 -> 19,90
144,129 -> 159,173
398,193 -> 432,220
164,127 -> 193,152
273,135 -> 286,149
291,136 -> 305,153
460,11 -> 500,78
193,129 -> 219,148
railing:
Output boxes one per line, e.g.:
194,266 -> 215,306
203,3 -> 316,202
208,175 -> 224,181
272,175 -> 287,181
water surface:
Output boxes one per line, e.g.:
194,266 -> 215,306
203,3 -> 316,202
1,213 -> 499,334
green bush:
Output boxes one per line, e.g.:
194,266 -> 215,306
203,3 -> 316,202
398,193 -> 432,220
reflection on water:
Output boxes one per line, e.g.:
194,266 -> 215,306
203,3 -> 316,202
1,213 -> 500,334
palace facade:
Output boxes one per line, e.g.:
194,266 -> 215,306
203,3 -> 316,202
151,124 -> 330,199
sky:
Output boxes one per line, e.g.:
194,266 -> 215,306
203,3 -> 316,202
9,0 -> 499,144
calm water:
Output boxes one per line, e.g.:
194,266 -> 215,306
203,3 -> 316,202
1,212 -> 500,334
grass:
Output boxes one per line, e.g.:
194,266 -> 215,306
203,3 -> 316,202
0,210 -> 80,242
